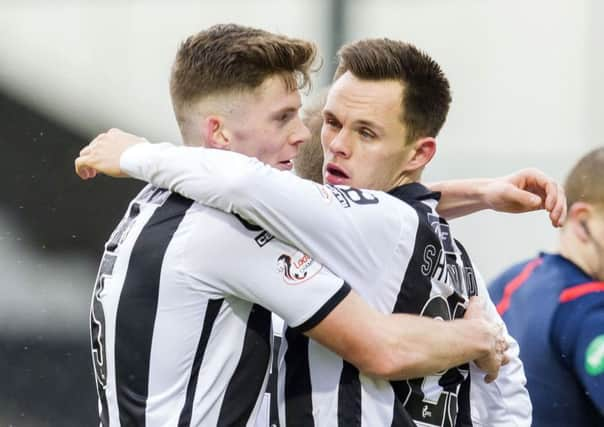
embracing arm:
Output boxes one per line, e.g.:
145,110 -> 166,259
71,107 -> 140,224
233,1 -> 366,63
306,292 -> 504,381
429,170 -> 566,226
74,130 -> 566,279
80,135 -> 397,277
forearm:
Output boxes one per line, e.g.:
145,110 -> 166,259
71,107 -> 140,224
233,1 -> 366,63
371,315 -> 490,380
428,178 -> 491,220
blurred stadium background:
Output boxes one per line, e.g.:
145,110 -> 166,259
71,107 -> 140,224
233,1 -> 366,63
0,1 -> 602,425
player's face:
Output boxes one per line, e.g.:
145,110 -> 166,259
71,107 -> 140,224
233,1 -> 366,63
227,75 -> 310,171
321,71 -> 416,191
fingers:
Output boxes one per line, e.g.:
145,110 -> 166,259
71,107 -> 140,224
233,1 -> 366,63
501,353 -> 511,366
508,187 -> 542,212
75,155 -> 96,180
539,177 -> 566,227
520,168 -> 567,227
484,372 -> 497,384
543,177 -> 558,213
549,183 -> 567,227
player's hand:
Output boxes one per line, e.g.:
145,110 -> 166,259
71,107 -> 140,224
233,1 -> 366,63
464,296 -> 509,383
483,168 -> 567,227
75,128 -> 147,179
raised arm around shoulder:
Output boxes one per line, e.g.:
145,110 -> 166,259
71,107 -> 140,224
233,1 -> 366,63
120,142 -> 397,278
304,291 -> 500,381
429,169 -> 566,227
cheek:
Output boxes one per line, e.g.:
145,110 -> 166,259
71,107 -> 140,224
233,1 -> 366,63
320,126 -> 332,149
262,131 -> 289,156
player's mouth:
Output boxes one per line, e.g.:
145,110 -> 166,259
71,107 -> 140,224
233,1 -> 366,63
276,159 -> 294,171
325,163 -> 350,185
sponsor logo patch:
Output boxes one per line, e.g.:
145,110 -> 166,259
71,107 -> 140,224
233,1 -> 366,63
428,213 -> 455,254
585,334 -> 604,376
254,230 -> 274,247
277,251 -> 322,285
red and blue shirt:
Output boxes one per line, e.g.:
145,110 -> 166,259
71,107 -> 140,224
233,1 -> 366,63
489,253 -> 604,426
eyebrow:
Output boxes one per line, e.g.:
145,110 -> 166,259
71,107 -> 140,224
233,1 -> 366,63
271,104 -> 301,118
324,109 -> 385,134
355,119 -> 384,134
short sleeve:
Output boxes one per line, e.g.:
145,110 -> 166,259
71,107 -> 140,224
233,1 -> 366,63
571,311 -> 604,413
552,290 -> 604,414
181,206 -> 350,331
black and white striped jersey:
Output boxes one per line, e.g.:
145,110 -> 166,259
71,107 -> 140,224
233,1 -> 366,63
120,143 -> 531,427
89,185 -> 349,427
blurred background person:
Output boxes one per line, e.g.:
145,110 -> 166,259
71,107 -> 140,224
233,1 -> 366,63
489,147 -> 604,426
295,87 -> 328,184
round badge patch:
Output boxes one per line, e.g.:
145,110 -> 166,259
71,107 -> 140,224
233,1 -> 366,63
585,335 -> 604,376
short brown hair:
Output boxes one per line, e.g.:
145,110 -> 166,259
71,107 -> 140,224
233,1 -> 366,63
334,38 -> 451,143
170,24 -> 317,117
295,88 -> 329,184
565,147 -> 604,208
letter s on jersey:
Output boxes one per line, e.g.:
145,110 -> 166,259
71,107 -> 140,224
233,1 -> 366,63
422,244 -> 437,276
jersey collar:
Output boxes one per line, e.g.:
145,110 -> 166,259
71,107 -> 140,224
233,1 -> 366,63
387,182 -> 441,204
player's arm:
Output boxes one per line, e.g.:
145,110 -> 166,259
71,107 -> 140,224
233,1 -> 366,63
75,131 -> 566,229
428,170 -> 566,227
78,133 -> 400,275
469,267 -> 532,427
571,311 -> 604,415
74,130 -> 564,275
552,295 -> 604,416
190,218 -> 505,382
305,292 -> 505,381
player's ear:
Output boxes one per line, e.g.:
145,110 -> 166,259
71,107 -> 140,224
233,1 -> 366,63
204,116 -> 230,150
568,202 -> 592,242
402,137 -> 436,173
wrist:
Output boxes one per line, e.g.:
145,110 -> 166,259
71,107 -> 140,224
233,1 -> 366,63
462,317 -> 493,359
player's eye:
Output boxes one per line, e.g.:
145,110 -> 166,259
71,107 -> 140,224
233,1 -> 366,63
359,128 -> 376,140
325,118 -> 341,129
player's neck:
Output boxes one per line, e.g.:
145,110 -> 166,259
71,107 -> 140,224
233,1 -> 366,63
389,171 -> 422,190
559,232 -> 596,278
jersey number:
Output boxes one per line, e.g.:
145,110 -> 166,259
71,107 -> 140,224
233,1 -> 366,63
90,204 -> 139,391
404,295 -> 467,427
90,253 -> 116,389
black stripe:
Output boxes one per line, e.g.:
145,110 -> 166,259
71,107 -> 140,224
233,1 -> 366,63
388,193 -> 467,425
178,299 -> 224,426
454,240 -> 478,297
233,213 -> 264,231
454,376 -> 472,427
390,395 -> 416,427
337,361 -> 361,427
391,200 -> 436,314
284,329 -> 314,427
114,193 -> 194,426
269,335 -> 282,427
217,304 -> 272,427
289,282 -> 351,333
